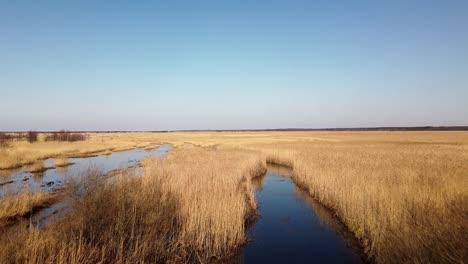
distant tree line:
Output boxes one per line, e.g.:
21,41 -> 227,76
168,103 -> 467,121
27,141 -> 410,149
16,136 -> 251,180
0,133 -> 12,147
45,130 -> 87,142
26,131 -> 39,143
0,132 -> 37,146
0,130 -> 87,147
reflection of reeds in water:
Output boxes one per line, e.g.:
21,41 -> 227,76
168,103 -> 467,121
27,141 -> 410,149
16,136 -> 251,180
0,189 -> 61,227
0,168 -> 21,179
31,171 -> 44,179
55,158 -> 73,168
262,141 -> 468,264
266,164 -> 293,177
55,165 -> 68,174
251,173 -> 266,191
294,186 -> 338,229
251,164 -> 293,192
28,162 -> 46,173
144,145 -> 159,151
293,185 -> 363,255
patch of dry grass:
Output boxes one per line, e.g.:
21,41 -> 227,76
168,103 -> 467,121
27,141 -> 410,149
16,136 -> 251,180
0,173 -> 181,263
27,162 -> 47,173
143,148 -> 265,260
259,140 -> 468,263
0,146 -> 266,263
0,133 -> 162,170
4,131 -> 465,170
0,190 -> 61,227
54,158 -> 73,167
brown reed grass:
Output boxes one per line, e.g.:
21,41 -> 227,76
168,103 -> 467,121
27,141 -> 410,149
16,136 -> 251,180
0,190 -> 61,227
0,131 -> 466,263
260,140 -> 468,263
0,147 -> 266,264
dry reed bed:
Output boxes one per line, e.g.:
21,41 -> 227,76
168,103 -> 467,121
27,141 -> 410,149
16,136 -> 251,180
262,141 -> 468,264
0,146 -> 266,264
0,190 -> 62,228
4,131 -> 463,170
54,158 -> 73,167
0,133 -> 161,170
1,132 -> 466,263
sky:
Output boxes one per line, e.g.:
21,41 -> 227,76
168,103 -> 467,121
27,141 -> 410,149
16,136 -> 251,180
1,0 -> 467,131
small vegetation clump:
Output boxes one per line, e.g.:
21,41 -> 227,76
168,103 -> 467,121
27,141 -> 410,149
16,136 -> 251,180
45,130 -> 87,142
0,190 -> 61,228
26,131 -> 38,143
54,158 -> 72,167
0,133 -> 12,148
27,162 -> 47,173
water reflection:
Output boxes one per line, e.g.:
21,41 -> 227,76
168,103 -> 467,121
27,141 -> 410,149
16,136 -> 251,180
0,144 -> 172,196
234,165 -> 363,263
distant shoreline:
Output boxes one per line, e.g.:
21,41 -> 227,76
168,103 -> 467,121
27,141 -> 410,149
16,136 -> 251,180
172,126 -> 468,132
2,126 -> 468,133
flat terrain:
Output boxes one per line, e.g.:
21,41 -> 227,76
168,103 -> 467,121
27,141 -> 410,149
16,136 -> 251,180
1,131 -> 467,263
0,133 -> 162,170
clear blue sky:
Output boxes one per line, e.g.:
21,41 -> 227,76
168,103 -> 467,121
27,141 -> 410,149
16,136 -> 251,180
1,1 -> 467,131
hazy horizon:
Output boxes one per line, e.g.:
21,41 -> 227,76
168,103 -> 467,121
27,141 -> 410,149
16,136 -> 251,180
1,1 -> 468,131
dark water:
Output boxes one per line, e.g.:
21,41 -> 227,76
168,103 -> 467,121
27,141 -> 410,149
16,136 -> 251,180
235,165 -> 363,264
0,144 -> 171,195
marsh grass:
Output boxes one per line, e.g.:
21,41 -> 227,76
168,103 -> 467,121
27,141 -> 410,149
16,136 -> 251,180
0,133 -> 161,169
144,148 -> 266,261
0,174 -> 181,263
45,131 -> 87,142
54,158 -> 73,167
0,133 -> 12,148
0,147 -> 266,264
0,132 -> 466,263
0,190 -> 62,227
27,162 -> 48,173
263,142 -> 468,263
26,131 -> 38,143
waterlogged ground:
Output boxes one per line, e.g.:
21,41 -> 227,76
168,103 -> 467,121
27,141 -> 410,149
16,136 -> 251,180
0,144 -> 171,228
0,144 -> 171,195
235,165 -> 363,263
2,146 -> 364,262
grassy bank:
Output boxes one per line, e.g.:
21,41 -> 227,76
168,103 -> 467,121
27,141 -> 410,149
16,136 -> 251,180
262,141 -> 468,263
155,131 -> 468,263
0,190 -> 63,228
0,147 -> 266,263
0,133 -> 161,170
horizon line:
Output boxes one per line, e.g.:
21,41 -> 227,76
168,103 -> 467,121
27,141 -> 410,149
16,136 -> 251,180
2,125 -> 468,133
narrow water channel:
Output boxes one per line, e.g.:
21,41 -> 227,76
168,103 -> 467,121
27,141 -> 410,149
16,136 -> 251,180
235,164 -> 363,263
2,147 -> 363,263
